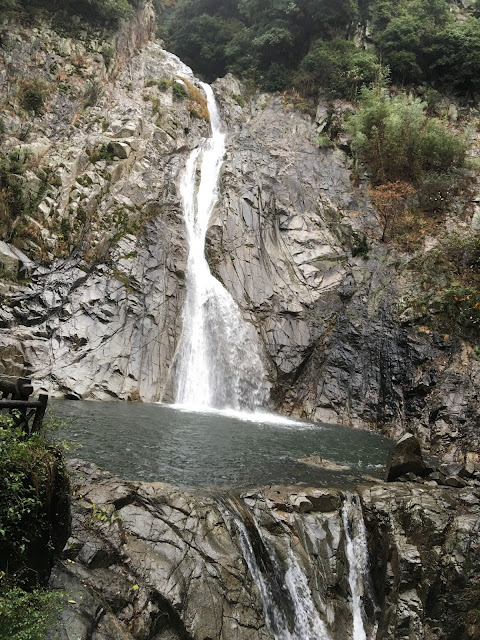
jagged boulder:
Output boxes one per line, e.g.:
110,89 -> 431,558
386,432 -> 429,481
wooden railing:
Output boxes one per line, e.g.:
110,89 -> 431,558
0,377 -> 48,435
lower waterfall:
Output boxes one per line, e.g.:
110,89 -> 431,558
220,497 -> 332,640
173,82 -> 268,411
342,494 -> 378,640
219,494 -> 378,640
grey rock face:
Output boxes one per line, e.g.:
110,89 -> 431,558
48,461 -> 480,640
209,76 -> 480,462
362,483 -> 480,640
386,432 -> 429,481
0,31 -> 210,402
49,460 -> 272,640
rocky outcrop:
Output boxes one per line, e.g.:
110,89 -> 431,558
0,15 -> 479,461
47,460 -> 480,640
208,75 -> 480,462
0,22 -> 210,401
386,433 -> 430,480
49,460 -> 271,640
362,483 -> 480,640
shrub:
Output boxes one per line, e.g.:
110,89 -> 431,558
19,79 -> 48,116
427,18 -> 480,97
297,38 -> 380,100
369,181 -> 416,242
0,412 -> 69,586
0,586 -> 62,640
348,87 -> 467,208
177,76 -> 210,120
101,44 -> 116,69
83,79 -> 102,107
405,233 -> 480,335
172,81 -> 188,100
0,148 -> 29,240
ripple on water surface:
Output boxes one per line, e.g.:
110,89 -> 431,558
53,401 -> 393,489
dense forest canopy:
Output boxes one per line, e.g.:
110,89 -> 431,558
163,0 -> 480,98
2,0 -> 480,98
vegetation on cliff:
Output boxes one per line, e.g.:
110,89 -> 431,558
164,0 -> 480,99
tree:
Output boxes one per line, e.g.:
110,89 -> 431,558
369,181 -> 416,241
297,37 -> 380,99
348,87 -> 467,210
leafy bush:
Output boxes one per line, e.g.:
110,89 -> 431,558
348,87 -> 467,208
101,44 -> 116,69
370,0 -> 450,84
83,79 -> 103,107
19,79 -> 48,116
0,416 -> 55,582
427,18 -> 480,97
172,81 -> 188,100
2,0 -> 136,27
369,181 -> 416,242
406,233 -> 480,335
296,37 -> 380,99
0,149 -> 29,240
0,586 -> 62,640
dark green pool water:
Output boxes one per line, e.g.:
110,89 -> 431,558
52,401 -> 393,489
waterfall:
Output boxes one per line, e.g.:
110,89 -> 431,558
173,83 -> 268,411
221,497 -> 332,640
341,493 -> 377,640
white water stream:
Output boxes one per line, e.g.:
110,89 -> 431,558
342,493 -> 377,640
173,83 -> 268,411
223,498 -> 332,640
169,73 -> 377,640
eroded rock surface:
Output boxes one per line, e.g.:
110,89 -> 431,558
47,460 -> 480,640
208,75 -> 480,462
0,15 -> 479,461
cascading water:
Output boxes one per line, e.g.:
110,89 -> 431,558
341,493 -> 378,640
221,497 -> 332,640
173,83 -> 268,411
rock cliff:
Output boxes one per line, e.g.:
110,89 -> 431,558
0,4 -> 479,463
47,460 -> 480,640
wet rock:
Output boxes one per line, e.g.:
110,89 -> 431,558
386,433 -> 429,481
428,471 -> 446,484
298,456 -> 351,472
49,461 -> 480,640
361,483 -> 480,640
48,460 -> 271,640
444,475 -> 468,488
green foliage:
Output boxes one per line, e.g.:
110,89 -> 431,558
406,233 -> 480,336
172,81 -> 188,100
427,18 -> 480,97
351,231 -> 370,258
83,79 -> 103,107
164,0 -> 480,98
0,0 -> 19,13
348,87 -> 467,208
19,79 -> 48,116
0,148 -> 29,240
89,143 -> 117,164
0,414 -> 55,582
2,0 -> 136,28
296,37 -> 380,99
101,44 -> 116,69
0,586 -> 62,640
165,0 -> 360,90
